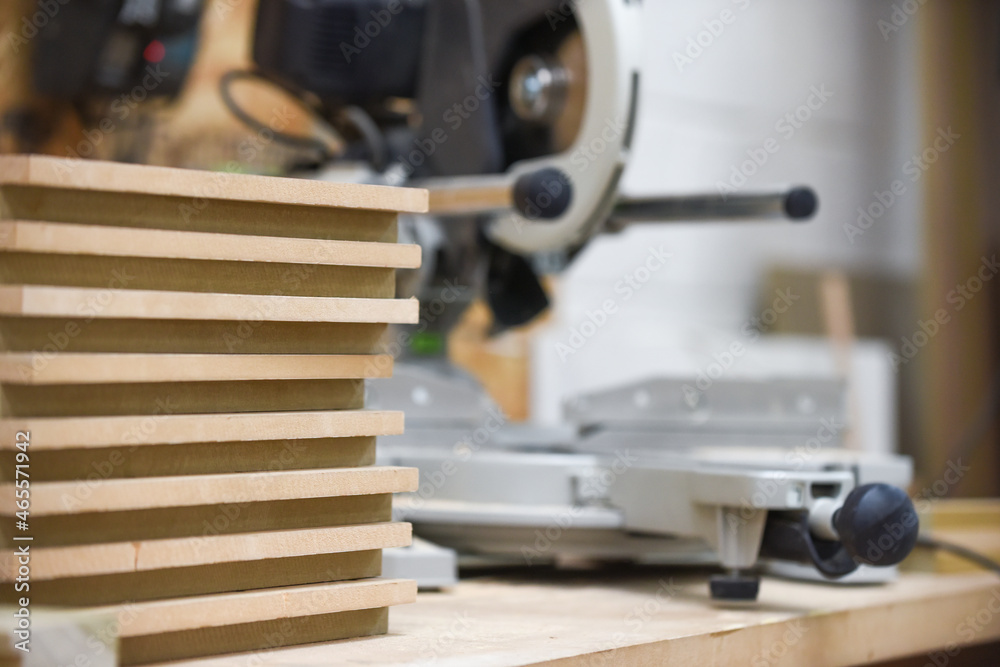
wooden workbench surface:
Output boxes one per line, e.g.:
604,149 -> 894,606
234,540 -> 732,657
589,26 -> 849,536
158,568 -> 1000,666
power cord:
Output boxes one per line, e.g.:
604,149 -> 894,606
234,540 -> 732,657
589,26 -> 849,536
219,69 -> 391,172
916,533 -> 1000,576
219,69 -> 339,160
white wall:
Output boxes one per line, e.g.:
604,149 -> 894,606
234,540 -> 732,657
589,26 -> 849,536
532,0 -> 922,453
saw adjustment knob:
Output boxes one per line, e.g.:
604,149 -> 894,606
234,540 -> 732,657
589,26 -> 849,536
833,483 -> 919,567
513,168 -> 573,220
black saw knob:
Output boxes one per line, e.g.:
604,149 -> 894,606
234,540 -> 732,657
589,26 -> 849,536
513,167 -> 573,220
834,483 -> 918,567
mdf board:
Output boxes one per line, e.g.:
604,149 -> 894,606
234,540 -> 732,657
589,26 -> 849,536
0,378 -> 367,417
0,410 -> 405,449
0,524 -> 412,606
0,155 -> 427,214
0,157 -> 426,661
0,222 -> 421,298
13,551 -> 385,607
0,579 -> 419,665
0,466 -> 417,546
115,579 -> 417,665
0,467 -> 419,516
0,353 -> 395,385
0,254 -> 399,299
3,436 -> 379,482
6,524 -> 410,579
0,286 -> 419,324
0,156 -> 425,246
3,494 -> 396,547
0,185 -> 401,241
0,222 -> 422,268
0,155 -> 423,359
0,318 -> 390,354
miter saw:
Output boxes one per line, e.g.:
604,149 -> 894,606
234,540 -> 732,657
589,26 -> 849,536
236,0 -> 918,601
242,0 -> 818,329
370,366 -> 917,601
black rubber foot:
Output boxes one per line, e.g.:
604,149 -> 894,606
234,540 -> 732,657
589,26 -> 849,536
709,574 -> 760,601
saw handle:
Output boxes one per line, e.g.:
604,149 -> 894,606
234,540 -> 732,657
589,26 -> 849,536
607,186 -> 818,229
423,167 -> 573,220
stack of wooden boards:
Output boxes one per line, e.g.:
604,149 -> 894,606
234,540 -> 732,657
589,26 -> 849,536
0,155 -> 426,665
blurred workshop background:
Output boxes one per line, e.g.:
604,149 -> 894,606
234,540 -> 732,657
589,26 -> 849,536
1,0 -> 997,498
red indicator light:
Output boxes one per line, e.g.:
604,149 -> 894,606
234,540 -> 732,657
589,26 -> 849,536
143,40 -> 166,63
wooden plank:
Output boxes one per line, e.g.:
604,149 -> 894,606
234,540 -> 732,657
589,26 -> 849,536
0,353 -> 393,385
427,181 -> 513,215
0,221 -> 421,268
930,529 -> 1000,574
908,499 -> 1000,573
1,185 -> 400,242
0,467 -> 418,516
0,155 -> 429,214
0,410 -> 403,450
2,523 -> 411,580
2,494 -> 393,547
924,498 -> 1000,530
121,607 -> 387,666
0,286 -> 419,324
168,572 -> 1000,667
0,436 -> 376,482
0,318 -> 388,354
0,252 -> 397,298
0,378 -> 365,417
97,578 -> 415,637
5,550 -> 383,607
